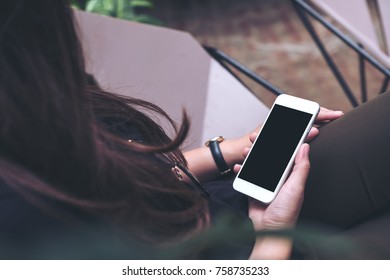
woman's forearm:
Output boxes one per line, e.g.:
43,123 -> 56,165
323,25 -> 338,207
183,135 -> 252,182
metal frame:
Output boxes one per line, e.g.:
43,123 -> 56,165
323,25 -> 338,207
292,0 -> 390,107
203,46 -> 284,97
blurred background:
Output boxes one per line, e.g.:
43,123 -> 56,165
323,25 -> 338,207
73,0 -> 385,112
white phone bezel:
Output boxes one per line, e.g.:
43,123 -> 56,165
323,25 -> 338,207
233,94 -> 320,204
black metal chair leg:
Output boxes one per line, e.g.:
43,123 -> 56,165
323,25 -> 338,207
292,0 -> 359,107
359,44 -> 367,103
204,46 -> 284,97
379,76 -> 389,94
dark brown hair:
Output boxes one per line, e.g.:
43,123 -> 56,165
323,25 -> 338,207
0,0 -> 208,244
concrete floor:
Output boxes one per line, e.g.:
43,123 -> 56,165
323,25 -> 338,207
151,0 -> 385,112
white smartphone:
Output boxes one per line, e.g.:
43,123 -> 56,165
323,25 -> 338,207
233,94 -> 320,204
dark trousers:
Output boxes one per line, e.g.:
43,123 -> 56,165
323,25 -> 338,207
297,91 -> 390,259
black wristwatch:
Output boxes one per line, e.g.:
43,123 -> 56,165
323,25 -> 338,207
205,136 -> 231,176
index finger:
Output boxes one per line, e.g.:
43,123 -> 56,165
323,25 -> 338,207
316,107 -> 344,123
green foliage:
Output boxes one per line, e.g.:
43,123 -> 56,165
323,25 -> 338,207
71,0 -> 161,25
0,212 -> 374,259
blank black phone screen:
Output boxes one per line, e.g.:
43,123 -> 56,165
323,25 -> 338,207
238,104 -> 313,192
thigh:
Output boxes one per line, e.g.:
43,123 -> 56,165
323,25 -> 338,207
296,210 -> 390,259
299,92 -> 390,228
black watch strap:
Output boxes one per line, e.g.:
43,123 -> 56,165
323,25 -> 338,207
205,136 -> 231,176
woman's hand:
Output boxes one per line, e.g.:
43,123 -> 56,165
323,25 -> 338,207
236,144 -> 311,259
248,143 -> 310,231
234,107 -> 341,259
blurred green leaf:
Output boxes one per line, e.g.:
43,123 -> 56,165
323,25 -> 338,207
75,0 -> 159,25
130,0 -> 153,8
1,212 -> 387,259
86,0 -> 99,12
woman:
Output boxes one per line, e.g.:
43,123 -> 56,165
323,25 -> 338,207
0,0 -> 323,259
0,0 -> 387,259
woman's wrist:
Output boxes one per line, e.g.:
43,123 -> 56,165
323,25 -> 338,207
184,132 -> 254,181
250,236 -> 293,260
219,134 -> 253,168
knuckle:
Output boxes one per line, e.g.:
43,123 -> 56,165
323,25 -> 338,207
300,160 -> 311,172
